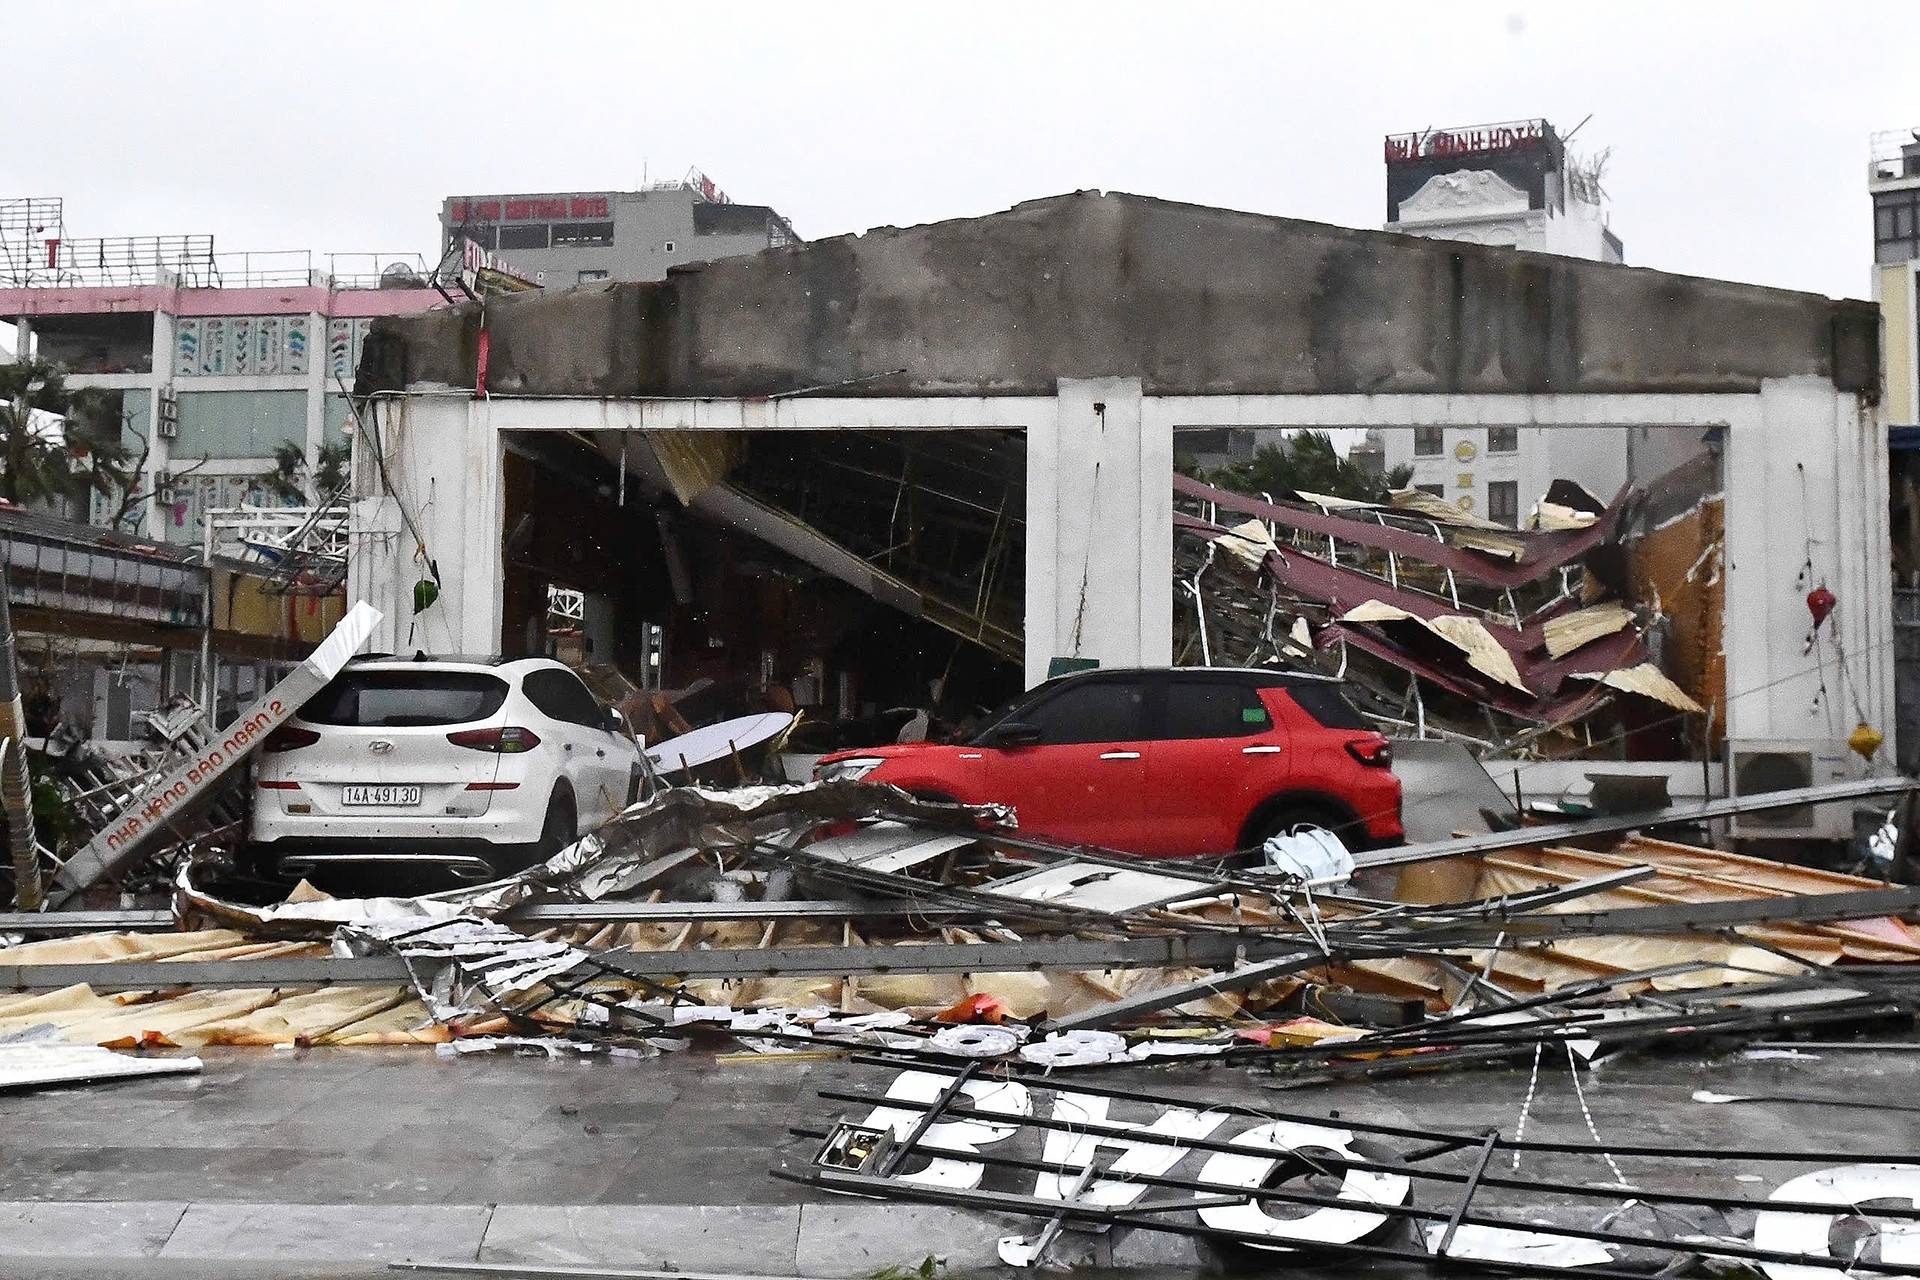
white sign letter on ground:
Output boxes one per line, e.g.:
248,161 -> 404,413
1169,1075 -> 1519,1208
1195,1121 -> 1411,1252
858,1070 -> 1031,1189
1753,1164 -> 1920,1280
1032,1093 -> 1229,1207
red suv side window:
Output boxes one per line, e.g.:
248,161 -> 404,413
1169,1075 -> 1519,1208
1023,682 -> 1147,744
1162,681 -> 1271,739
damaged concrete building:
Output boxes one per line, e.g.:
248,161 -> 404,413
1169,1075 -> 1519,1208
349,190 -> 1892,799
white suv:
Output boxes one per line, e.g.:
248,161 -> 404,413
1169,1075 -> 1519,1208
247,656 -> 646,885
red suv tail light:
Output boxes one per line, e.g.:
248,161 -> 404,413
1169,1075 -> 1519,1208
263,726 -> 321,752
446,726 -> 542,753
1346,737 -> 1393,768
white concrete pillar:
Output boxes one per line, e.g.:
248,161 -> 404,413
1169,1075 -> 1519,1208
1721,377 -> 1894,760
349,393 -> 502,657
457,399 -> 506,651
303,309 -> 327,495
1023,377 -> 1172,687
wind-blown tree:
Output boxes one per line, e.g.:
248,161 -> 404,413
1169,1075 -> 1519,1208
1203,430 -> 1411,504
1,359 -> 212,532
256,440 -> 350,504
0,359 -> 122,511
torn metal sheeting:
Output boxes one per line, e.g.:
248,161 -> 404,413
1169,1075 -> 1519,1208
1176,472 -> 1629,588
1567,661 -> 1705,713
1319,618 -> 1623,724
1338,603 -> 1530,691
1355,774 -> 1919,869
797,823 -> 977,874
784,816 -> 1288,928
646,711 -> 795,774
15,778 -> 1920,1063
0,1038 -> 202,1090
1541,602 -> 1636,658
1219,527 -> 1654,719
966,862 -> 1217,915
178,781 -> 1014,932
1389,486 -> 1521,533
1210,517 -> 1279,571
1174,469 -> 1722,745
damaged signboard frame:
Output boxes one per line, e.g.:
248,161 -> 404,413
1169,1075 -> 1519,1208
49,602 -> 384,905
784,1060 -> 1920,1277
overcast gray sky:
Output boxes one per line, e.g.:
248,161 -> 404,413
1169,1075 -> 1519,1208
7,1 -> 1912,301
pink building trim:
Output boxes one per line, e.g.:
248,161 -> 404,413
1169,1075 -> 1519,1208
0,284 -> 445,320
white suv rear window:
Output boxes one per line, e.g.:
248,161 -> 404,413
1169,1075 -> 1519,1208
301,671 -> 509,727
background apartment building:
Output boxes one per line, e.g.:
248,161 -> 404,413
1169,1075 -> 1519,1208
1373,119 -> 1704,523
0,198 -> 442,740
441,170 -> 799,287
1875,130 -> 1920,431
1875,129 -> 1920,769
0,197 -> 442,543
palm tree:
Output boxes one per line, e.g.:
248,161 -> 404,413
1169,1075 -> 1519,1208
0,358 -> 127,515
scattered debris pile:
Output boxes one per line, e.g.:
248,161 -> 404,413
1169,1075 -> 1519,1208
4,776 -> 1919,1274
0,780 -> 1913,1074
1173,473 -> 1714,755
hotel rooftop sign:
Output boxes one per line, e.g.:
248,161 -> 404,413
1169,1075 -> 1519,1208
1385,119 -> 1553,164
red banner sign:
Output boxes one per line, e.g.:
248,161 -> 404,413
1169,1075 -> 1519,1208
1385,121 -> 1547,164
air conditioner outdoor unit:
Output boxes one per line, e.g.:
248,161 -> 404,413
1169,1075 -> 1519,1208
1726,738 -> 1853,840
156,386 -> 179,439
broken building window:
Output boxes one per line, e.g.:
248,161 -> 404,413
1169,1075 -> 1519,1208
552,221 -> 614,247
1413,425 -> 1444,456
1876,189 -> 1920,261
498,224 -> 552,251
1487,425 -> 1518,453
1487,479 -> 1519,525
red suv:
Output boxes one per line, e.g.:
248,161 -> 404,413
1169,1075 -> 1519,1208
816,668 -> 1402,857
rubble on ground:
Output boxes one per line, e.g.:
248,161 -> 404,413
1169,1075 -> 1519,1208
4,774 -> 1917,1275
0,780 -> 1912,1069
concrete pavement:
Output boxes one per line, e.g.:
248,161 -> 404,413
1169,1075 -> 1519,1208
0,1039 -> 1914,1276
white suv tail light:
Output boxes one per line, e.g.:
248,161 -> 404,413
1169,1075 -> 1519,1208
263,726 -> 322,752
446,725 -> 542,754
